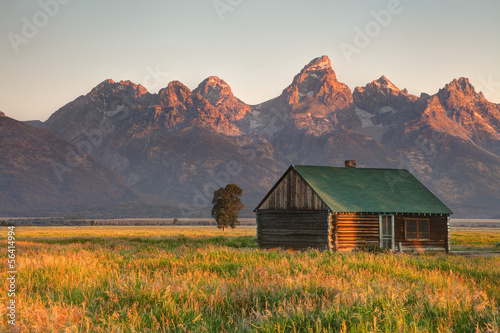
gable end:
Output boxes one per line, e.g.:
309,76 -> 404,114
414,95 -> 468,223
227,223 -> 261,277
255,166 -> 328,211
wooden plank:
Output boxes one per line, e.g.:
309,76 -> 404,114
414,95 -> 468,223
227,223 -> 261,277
257,210 -> 329,250
267,190 -> 275,210
257,169 -> 329,211
335,213 -> 379,250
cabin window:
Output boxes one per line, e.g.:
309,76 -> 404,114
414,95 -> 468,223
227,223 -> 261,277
405,219 -> 429,240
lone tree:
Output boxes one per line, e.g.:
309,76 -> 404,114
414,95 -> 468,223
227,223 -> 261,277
211,184 -> 245,231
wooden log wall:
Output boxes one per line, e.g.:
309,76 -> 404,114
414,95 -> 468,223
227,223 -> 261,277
332,213 -> 379,251
257,210 -> 329,250
331,213 -> 449,252
394,214 -> 448,252
258,169 -> 328,211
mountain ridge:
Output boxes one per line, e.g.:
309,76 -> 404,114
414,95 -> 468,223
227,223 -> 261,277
6,55 -> 500,217
0,114 -> 147,215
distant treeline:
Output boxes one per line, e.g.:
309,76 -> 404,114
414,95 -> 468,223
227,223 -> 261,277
1,218 -> 87,226
93,219 -> 218,226
0,218 -> 220,227
451,222 -> 500,228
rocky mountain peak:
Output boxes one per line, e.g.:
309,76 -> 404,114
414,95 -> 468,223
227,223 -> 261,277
153,79 -> 247,132
408,94 -> 471,140
373,75 -> 399,91
90,79 -> 148,98
193,76 -> 251,122
356,75 -> 409,96
437,77 -> 482,111
439,77 -> 478,100
434,78 -> 500,144
282,56 -> 352,110
167,80 -> 191,90
353,76 -> 417,114
193,76 -> 233,105
155,81 -> 192,126
118,80 -> 148,97
198,76 -> 229,88
303,55 -> 333,73
90,79 -> 115,92
158,81 -> 192,100
444,77 -> 477,96
0,110 -> 6,117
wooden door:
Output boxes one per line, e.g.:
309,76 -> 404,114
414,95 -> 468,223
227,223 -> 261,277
379,215 -> 394,250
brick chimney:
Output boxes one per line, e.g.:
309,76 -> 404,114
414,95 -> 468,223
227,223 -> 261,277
344,160 -> 356,168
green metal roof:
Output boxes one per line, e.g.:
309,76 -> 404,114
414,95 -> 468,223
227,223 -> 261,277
292,165 -> 452,214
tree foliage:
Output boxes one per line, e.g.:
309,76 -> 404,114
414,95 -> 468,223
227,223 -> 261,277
211,184 -> 244,231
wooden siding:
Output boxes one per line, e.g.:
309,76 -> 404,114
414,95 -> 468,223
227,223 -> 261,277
258,169 -> 328,211
330,213 -> 449,252
257,210 -> 329,250
332,213 -> 379,251
394,214 -> 448,252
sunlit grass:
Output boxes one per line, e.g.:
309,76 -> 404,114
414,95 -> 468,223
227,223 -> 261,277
14,225 -> 256,238
451,229 -> 500,246
0,226 -> 499,332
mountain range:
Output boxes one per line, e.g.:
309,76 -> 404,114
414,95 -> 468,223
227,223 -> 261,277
0,111 -> 141,215
1,55 -> 499,218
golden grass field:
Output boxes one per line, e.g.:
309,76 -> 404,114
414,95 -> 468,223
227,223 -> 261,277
1,225 -> 499,332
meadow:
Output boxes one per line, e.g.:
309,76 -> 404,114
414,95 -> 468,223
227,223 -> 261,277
1,226 -> 499,332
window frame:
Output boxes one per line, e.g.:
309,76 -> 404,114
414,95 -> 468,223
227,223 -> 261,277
404,219 -> 430,241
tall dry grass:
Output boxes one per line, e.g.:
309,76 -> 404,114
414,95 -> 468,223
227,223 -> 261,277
0,226 -> 499,332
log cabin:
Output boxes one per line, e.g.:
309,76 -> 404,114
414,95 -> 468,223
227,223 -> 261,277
254,161 -> 453,252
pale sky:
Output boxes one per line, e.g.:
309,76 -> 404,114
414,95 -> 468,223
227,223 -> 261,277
1,0 -> 499,121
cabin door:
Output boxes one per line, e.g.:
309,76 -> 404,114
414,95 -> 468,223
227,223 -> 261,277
379,215 -> 394,250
